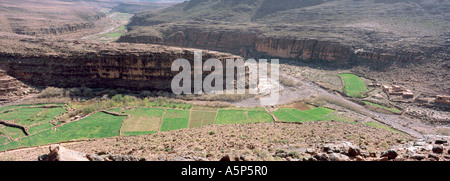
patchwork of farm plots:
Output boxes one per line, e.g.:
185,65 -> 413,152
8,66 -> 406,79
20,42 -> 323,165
0,102 -> 395,151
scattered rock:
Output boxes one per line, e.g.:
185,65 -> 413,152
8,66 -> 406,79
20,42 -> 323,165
313,153 -> 329,161
322,144 -> 334,153
348,146 -> 360,157
193,156 -> 209,161
108,155 -> 142,161
428,154 -> 439,161
435,139 -> 447,145
432,145 -> 444,154
381,150 -> 398,160
306,148 -> 316,155
86,154 -> 104,161
410,154 -> 425,161
39,145 -> 89,161
220,155 -> 231,161
329,153 -> 349,161
274,150 -> 288,158
355,156 -> 365,161
406,147 -> 417,154
424,145 -> 433,151
413,140 -> 426,146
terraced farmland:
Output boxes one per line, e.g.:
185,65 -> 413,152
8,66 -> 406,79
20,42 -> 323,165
19,112 -> 125,147
0,101 -> 399,152
339,73 -> 368,98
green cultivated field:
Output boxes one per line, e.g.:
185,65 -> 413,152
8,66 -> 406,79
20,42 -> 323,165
216,110 -> 247,124
189,111 -> 217,128
28,123 -> 54,135
0,125 -> 26,140
101,32 -> 122,37
246,111 -> 274,123
273,107 -> 334,123
0,141 -> 21,152
19,112 -> 125,147
339,74 -> 368,98
0,135 -> 9,144
0,108 -> 43,122
0,105 -> 29,113
17,107 -> 66,127
216,109 -> 274,124
363,101 -> 401,113
160,110 -> 190,131
365,121 -> 404,134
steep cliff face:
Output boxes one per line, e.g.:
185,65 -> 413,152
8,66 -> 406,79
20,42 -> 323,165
0,42 -> 240,91
119,28 -> 419,64
0,70 -> 31,103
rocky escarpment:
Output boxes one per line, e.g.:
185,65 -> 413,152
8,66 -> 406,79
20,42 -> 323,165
0,40 -> 240,91
0,70 -> 32,103
14,22 -> 98,36
118,27 -> 421,65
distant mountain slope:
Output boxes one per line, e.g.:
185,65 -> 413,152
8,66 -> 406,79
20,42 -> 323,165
0,0 -> 107,36
123,0 -> 449,53
111,1 -> 181,14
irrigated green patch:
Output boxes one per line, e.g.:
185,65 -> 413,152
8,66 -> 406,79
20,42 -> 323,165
363,101 -> 401,113
0,105 -> 30,113
28,123 -> 54,135
0,135 -> 9,144
215,110 -> 247,124
0,108 -> 43,122
365,121 -> 405,135
0,141 -> 21,152
189,111 -> 216,128
122,116 -> 162,133
273,107 -> 334,123
246,111 -> 274,123
160,110 -> 190,131
0,125 -> 26,140
339,73 -> 368,98
16,107 -> 66,127
19,112 -> 124,147
273,110 -> 299,122
101,33 -> 122,37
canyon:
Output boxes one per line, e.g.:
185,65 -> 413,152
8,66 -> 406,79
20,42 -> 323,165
118,27 -> 422,64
